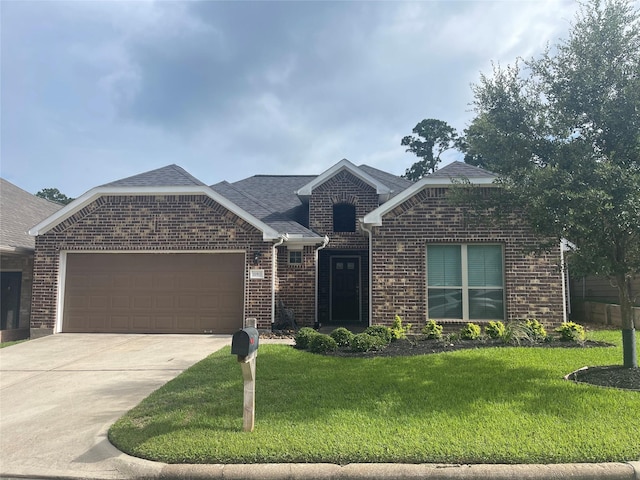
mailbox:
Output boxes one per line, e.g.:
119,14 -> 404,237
231,327 -> 259,357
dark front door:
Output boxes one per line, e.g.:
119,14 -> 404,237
1,272 -> 22,330
331,257 -> 360,323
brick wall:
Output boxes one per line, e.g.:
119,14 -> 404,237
275,246 -> 316,326
31,195 -> 273,335
309,170 -> 379,249
371,187 -> 564,328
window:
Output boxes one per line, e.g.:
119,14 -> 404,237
288,250 -> 302,266
333,203 -> 356,232
426,244 -> 504,320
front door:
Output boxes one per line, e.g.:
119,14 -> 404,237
1,272 -> 22,330
330,257 -> 360,323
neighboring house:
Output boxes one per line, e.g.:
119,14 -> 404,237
1,179 -> 63,342
28,160 -> 564,337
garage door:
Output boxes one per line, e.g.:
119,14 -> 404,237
63,253 -> 244,334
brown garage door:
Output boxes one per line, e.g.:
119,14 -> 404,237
63,253 -> 244,334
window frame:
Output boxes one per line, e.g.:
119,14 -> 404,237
426,244 -> 505,321
288,250 -> 303,266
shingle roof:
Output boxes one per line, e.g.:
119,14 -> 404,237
212,176 -> 320,238
101,164 -> 207,187
358,164 -> 414,197
1,178 -> 63,251
429,161 -> 497,179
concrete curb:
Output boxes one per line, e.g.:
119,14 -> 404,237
153,461 -> 639,480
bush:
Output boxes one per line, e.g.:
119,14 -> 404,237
351,333 -> 387,352
295,327 -> 319,349
556,322 -> 586,343
309,334 -> 338,353
363,325 -> 393,345
524,319 -> 548,342
422,319 -> 443,339
330,327 -> 354,347
485,321 -> 505,340
460,323 -> 481,340
390,315 -> 412,340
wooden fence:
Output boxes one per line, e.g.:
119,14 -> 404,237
571,301 -> 640,329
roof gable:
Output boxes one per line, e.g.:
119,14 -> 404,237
101,164 -> 206,187
1,178 -> 63,252
362,161 -> 497,226
29,167 -> 281,241
296,159 -> 393,200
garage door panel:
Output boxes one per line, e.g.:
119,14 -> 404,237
63,253 -> 245,334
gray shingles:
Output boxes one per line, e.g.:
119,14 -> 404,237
428,161 -> 497,179
101,164 -> 207,187
1,178 -> 63,250
358,164 -> 414,197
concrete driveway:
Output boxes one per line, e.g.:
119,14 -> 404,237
0,333 -> 231,479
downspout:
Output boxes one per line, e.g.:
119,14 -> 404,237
360,222 -> 373,327
272,234 -> 287,326
560,240 -> 568,323
314,235 -> 330,329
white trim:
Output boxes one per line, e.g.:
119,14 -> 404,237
363,176 -> 497,227
296,159 -> 392,198
28,186 -> 281,241
56,251 -> 68,334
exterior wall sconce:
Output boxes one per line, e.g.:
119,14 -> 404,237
253,251 -> 262,265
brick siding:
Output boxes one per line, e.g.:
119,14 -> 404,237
370,187 -> 564,328
31,195 -> 273,334
275,245 -> 316,326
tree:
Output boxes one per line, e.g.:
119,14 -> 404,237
401,119 -> 457,180
36,188 -> 74,205
460,0 -> 639,367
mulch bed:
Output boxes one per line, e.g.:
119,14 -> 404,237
566,365 -> 640,391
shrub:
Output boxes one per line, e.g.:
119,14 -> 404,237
351,333 -> 387,352
556,322 -> 586,343
485,321 -> 505,340
364,325 -> 393,345
390,315 -> 412,340
422,319 -> 443,339
330,327 -> 354,347
295,327 -> 319,349
309,334 -> 338,353
525,319 -> 548,342
460,323 -> 481,340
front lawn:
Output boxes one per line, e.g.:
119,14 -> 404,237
109,330 -> 639,464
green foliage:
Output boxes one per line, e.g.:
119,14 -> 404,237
35,187 -> 74,205
350,333 -> 387,352
402,119 -> 458,180
456,0 -> 640,366
556,322 -> 586,343
460,323 -> 481,340
390,315 -> 412,340
525,319 -> 548,342
485,321 -> 506,340
363,325 -> 393,345
294,327 -> 319,350
422,319 -> 443,339
330,327 -> 355,347
309,334 -> 338,354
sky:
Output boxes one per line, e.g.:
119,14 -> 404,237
1,0 -> 588,198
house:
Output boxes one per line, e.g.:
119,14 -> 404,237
28,160 -> 564,337
1,179 -> 63,342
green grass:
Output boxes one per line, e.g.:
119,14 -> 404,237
0,339 -> 27,348
109,330 -> 640,464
